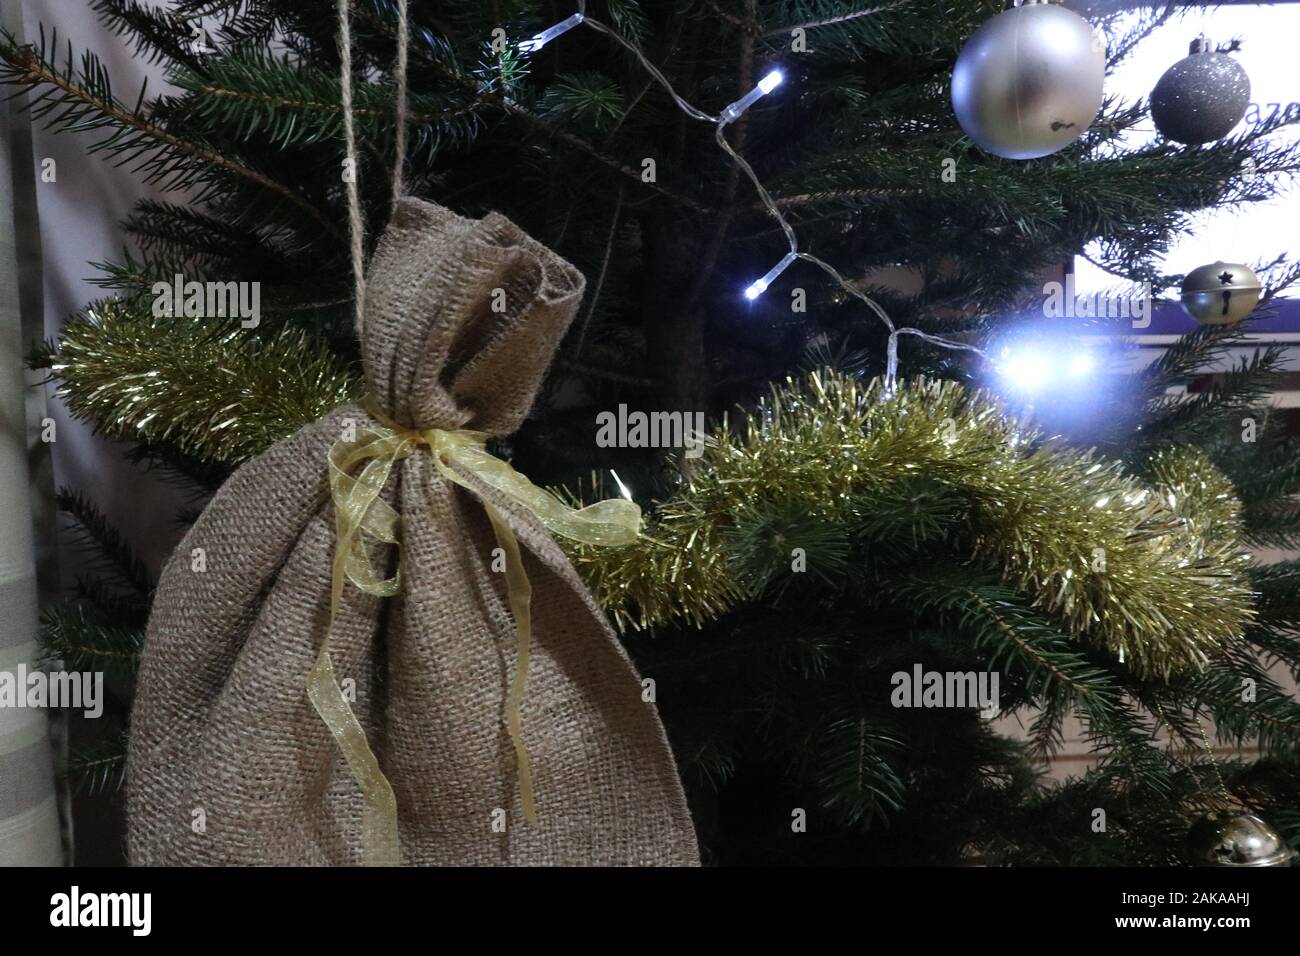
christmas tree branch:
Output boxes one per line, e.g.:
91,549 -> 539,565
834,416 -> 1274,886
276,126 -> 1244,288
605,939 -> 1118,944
65,731 -> 129,795
0,29 -> 339,235
761,2 -> 908,38
54,488 -> 154,598
352,5 -> 712,212
39,603 -> 144,679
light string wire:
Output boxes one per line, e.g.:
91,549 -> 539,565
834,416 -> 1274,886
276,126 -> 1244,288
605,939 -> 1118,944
523,2 -> 989,394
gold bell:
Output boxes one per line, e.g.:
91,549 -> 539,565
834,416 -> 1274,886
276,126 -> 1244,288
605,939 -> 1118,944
1179,261 -> 1262,326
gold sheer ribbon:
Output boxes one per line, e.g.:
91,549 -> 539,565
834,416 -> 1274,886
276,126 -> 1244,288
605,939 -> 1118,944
307,404 -> 641,865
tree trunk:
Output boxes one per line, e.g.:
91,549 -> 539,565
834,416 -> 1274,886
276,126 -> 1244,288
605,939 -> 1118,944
641,210 -> 709,423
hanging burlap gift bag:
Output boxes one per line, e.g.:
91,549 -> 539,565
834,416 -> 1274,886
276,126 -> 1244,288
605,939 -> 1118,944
126,196 -> 700,866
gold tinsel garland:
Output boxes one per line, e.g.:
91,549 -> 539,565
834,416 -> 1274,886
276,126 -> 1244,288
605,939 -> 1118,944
46,308 -> 1251,677
47,299 -> 359,464
565,371 -> 1254,677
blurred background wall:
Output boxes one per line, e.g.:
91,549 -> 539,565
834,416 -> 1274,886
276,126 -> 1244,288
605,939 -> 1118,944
17,0 -> 187,865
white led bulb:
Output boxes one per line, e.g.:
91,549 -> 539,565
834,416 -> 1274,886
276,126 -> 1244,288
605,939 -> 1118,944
519,12 -> 585,54
744,252 -> 797,300
720,69 -> 784,126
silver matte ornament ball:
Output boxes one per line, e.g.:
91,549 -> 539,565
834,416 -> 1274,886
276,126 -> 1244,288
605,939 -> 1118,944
1187,812 -> 1295,867
1180,261 -> 1262,325
1151,38 -> 1251,145
951,1 -> 1106,160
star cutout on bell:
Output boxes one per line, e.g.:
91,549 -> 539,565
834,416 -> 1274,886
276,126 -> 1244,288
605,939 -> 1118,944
1180,262 -> 1263,325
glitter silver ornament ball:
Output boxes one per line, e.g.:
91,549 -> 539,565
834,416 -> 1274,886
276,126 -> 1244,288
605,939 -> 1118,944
1187,812 -> 1296,867
1180,261 -> 1262,325
1151,38 -> 1251,145
951,1 -> 1106,160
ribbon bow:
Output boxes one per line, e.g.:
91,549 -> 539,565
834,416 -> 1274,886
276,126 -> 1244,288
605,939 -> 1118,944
307,403 -> 641,865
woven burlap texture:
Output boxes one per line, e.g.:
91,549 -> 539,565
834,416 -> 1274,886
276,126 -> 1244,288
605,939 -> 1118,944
127,198 -> 700,865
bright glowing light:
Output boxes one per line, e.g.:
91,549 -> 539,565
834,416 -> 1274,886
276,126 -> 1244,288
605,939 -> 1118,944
610,469 -> 633,501
994,333 -> 1102,399
999,351 -> 1051,390
519,12 -> 585,53
721,66 -> 785,124
743,251 -> 797,301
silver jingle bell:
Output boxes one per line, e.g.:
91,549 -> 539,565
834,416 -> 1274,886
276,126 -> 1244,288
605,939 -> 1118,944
1187,812 -> 1296,867
1179,261 -> 1262,326
951,0 -> 1106,160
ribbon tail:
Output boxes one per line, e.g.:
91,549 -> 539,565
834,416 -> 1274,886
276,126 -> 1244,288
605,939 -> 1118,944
307,648 -> 401,865
481,501 -> 538,825
314,431 -> 407,865
439,438 -> 641,546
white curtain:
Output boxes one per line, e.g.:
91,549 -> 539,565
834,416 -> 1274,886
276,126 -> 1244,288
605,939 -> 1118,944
0,0 -> 62,867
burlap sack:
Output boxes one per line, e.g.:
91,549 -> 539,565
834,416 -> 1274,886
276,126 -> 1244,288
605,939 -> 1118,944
127,198 -> 699,866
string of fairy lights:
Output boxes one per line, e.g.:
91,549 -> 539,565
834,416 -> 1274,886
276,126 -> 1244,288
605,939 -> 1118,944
517,2 -> 990,393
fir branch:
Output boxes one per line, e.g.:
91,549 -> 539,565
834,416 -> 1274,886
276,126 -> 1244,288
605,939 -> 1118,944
1191,660 -> 1300,754
54,489 -> 154,598
769,186 -> 914,209
726,499 -> 854,597
66,731 -> 130,795
1102,1 -> 1180,69
888,572 -> 1175,812
0,28 -> 338,235
364,9 -> 712,212
38,602 -> 144,679
807,714 -> 908,825
73,575 -> 151,622
538,71 -> 627,132
605,0 -> 654,43
899,576 -> 1120,705
1141,346 -> 1288,446
121,198 -> 302,267
1135,322 -> 1246,394
171,46 -> 484,156
1242,505 -> 1300,553
92,0 -> 206,68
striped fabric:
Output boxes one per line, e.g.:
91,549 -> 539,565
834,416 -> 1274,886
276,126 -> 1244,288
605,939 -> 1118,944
0,0 -> 61,868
